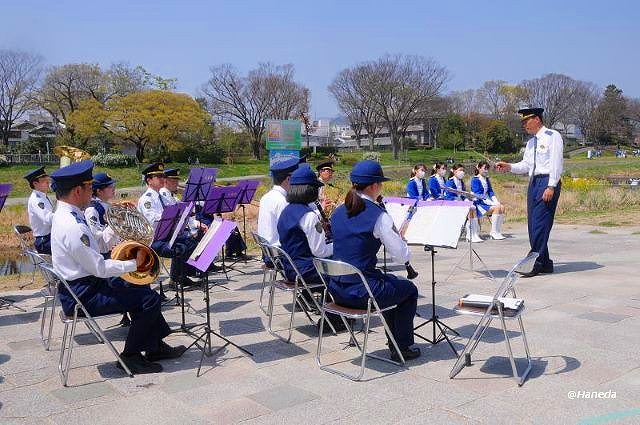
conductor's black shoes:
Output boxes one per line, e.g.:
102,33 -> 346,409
390,346 -> 421,362
145,341 -> 187,362
117,353 -> 163,374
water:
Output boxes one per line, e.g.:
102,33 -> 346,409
0,257 -> 36,276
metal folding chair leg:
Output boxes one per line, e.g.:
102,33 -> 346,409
40,295 -> 57,350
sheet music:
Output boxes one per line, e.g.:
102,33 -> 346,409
190,219 -> 222,260
169,202 -> 193,248
384,203 -> 410,231
404,202 -> 470,248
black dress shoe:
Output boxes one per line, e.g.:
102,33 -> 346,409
145,341 -> 187,362
116,353 -> 163,374
540,265 -> 554,274
390,346 -> 421,362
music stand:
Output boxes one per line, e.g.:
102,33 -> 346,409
0,183 -> 21,311
203,186 -> 244,276
440,186 -> 495,282
153,202 -> 196,314
186,219 -> 254,376
183,168 -> 217,203
404,200 -> 470,355
234,179 -> 260,258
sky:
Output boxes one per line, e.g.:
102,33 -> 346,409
2,0 -> 639,118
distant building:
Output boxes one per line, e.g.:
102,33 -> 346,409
6,113 -> 58,149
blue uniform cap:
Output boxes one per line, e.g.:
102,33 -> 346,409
141,162 -> 165,176
92,172 -> 118,190
24,166 -> 48,183
49,160 -> 94,190
163,168 -> 180,179
350,160 -> 390,184
269,157 -> 303,177
290,164 -> 324,187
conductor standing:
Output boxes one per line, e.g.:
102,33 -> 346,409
496,107 -> 563,277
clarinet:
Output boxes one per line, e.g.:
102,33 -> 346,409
376,196 -> 419,280
314,201 -> 333,244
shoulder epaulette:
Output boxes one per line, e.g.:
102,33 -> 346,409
545,130 -> 553,136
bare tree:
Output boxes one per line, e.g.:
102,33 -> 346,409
449,89 -> 483,118
329,68 -> 367,149
356,54 -> 449,159
201,63 -> 309,159
37,63 -> 109,140
520,73 -> 582,128
478,80 -> 507,119
571,81 -> 601,143
0,49 -> 44,146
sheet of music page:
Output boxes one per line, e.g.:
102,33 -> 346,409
404,203 -> 470,248
190,219 -> 222,260
384,202 -> 410,231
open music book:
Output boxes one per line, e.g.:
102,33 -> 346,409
404,200 -> 471,248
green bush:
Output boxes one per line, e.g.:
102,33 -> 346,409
92,153 -> 137,167
362,151 -> 381,162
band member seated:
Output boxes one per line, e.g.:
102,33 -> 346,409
329,160 -> 421,361
276,165 -> 344,328
159,168 -> 180,206
84,172 -> 120,258
406,163 -> 429,200
49,160 -> 184,374
137,162 -> 197,285
471,161 -> 506,240
445,163 -> 482,243
257,157 -> 301,247
316,160 -> 336,211
24,166 -> 54,254
427,162 -> 447,200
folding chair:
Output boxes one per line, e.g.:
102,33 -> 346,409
13,224 -> 38,288
264,244 -> 335,343
37,263 -> 133,386
449,252 -> 538,386
313,258 -> 406,381
250,231 -> 276,315
21,249 -> 56,349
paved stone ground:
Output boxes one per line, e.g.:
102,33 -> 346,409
1,223 -> 639,425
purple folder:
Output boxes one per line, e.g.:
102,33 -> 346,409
183,168 -> 217,202
187,219 -> 237,272
235,180 -> 260,204
384,197 -> 418,206
0,183 -> 13,212
153,202 -> 189,243
203,186 -> 241,215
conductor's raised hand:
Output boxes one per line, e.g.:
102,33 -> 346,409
495,161 -> 511,173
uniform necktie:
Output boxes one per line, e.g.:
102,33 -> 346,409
158,193 -> 166,209
531,136 -> 538,177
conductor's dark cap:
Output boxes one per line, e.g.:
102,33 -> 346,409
141,162 -> 165,176
92,172 -> 117,190
316,161 -> 334,172
49,160 -> 94,190
24,166 -> 48,183
518,107 -> 544,121
164,168 -> 180,179
350,160 -> 390,184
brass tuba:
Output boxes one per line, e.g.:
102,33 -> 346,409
53,145 -> 92,168
106,203 -> 160,285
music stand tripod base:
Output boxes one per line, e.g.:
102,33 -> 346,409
0,297 -> 26,312
413,246 -> 459,356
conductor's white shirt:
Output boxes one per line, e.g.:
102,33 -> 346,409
27,190 -> 54,236
361,193 -> 410,264
51,201 -> 136,281
510,126 -> 564,187
257,185 -> 288,246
